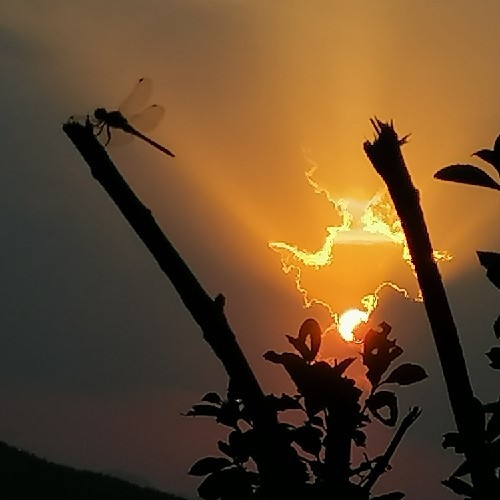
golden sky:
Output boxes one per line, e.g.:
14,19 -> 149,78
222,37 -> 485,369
1,1 -> 499,498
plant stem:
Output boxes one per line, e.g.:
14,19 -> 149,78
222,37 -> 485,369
362,406 -> 421,492
363,119 -> 495,497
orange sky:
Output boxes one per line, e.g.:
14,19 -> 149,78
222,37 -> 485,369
1,1 -> 499,498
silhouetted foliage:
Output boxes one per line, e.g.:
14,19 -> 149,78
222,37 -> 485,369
435,132 -> 500,497
64,115 -> 499,499
187,319 -> 426,499
0,441 -> 184,500
434,133 -> 500,191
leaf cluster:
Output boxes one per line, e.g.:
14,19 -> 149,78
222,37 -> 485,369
434,133 -> 500,191
186,319 -> 427,499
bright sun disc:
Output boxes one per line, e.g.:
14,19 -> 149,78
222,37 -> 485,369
338,309 -> 369,342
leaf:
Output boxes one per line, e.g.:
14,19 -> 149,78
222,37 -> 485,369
371,492 -> 405,500
227,429 -> 253,463
487,439 -> 500,467
263,351 -> 310,393
494,314 -> 500,340
451,459 -> 470,478
216,399 -> 243,428
184,404 -> 220,418
197,472 -> 222,500
197,467 -> 253,500
266,393 -> 303,412
308,415 -> 324,428
434,164 -> 500,190
353,429 -> 367,447
382,363 -> 428,386
486,400 -> 500,442
189,456 -> 232,476
442,432 -> 464,453
201,392 -> 222,405
366,390 -> 398,427
442,476 -> 474,496
286,318 -> 322,362
477,251 -> 500,289
363,322 -> 403,387
217,440 -> 233,459
473,135 -> 500,175
292,424 -> 323,456
486,347 -> 500,369
332,357 -> 356,376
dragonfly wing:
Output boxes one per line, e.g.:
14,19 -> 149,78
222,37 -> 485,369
128,104 -> 165,133
118,77 -> 153,117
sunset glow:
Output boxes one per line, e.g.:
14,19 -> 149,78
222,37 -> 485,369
269,162 -> 453,342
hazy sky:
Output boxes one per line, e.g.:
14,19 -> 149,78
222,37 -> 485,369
0,1 -> 499,498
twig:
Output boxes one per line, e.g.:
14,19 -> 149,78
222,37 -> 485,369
362,406 -> 421,491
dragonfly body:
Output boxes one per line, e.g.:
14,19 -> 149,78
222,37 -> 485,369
93,107 -> 175,157
91,79 -> 175,158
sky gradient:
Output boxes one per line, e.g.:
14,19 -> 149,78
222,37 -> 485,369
1,1 -> 499,498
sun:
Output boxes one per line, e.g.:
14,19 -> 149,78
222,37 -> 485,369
338,308 -> 369,342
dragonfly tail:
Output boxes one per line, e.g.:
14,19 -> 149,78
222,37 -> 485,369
131,129 -> 175,158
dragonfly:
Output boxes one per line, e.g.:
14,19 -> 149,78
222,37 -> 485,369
89,78 -> 175,158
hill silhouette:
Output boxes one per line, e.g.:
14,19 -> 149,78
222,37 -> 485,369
0,440 -> 188,500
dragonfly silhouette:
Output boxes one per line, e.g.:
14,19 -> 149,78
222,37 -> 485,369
90,78 -> 175,158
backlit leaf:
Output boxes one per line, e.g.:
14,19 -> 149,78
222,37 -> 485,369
185,404 -> 220,418
266,393 -> 303,412
383,363 -> 428,386
434,164 -> 500,190
216,399 -> 243,428
486,400 -> 500,442
201,392 -> 222,405
292,424 -> 323,456
487,440 -> 500,467
228,429 -> 253,463
189,456 -> 232,476
477,251 -> 500,289
353,429 -> 366,447
308,415 -> 324,428
366,390 -> 398,427
363,322 -> 403,387
286,318 -> 322,362
333,357 -> 356,376
196,472 -> 221,500
473,135 -> 500,174
486,347 -> 500,369
197,467 -> 253,500
442,476 -> 474,496
452,459 -> 470,478
217,440 -> 233,459
442,432 -> 464,453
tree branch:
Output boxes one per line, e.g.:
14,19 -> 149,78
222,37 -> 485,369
62,119 -> 304,497
363,118 -> 495,496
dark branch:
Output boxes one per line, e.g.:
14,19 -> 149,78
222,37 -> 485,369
362,407 -> 421,491
364,118 -> 496,496
62,119 -> 304,497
